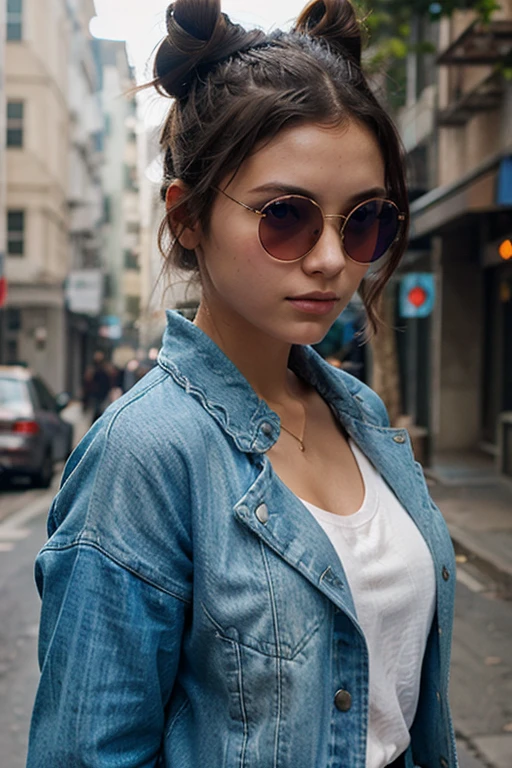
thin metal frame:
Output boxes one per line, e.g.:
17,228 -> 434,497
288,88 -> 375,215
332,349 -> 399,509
217,188 -> 407,264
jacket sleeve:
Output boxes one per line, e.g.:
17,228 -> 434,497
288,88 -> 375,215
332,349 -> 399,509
27,545 -> 188,767
27,405 -> 193,767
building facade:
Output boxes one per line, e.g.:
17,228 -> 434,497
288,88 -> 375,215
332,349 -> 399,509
0,1 -> 6,310
96,39 -> 142,353
65,0 -> 104,397
396,2 -> 512,470
3,0 -> 71,391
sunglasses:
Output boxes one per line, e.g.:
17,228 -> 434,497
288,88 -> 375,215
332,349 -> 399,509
217,189 -> 406,265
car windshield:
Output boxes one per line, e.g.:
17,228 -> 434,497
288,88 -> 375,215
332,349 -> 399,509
0,377 -> 29,407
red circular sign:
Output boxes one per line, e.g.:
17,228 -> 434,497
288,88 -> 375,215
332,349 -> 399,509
408,286 -> 427,308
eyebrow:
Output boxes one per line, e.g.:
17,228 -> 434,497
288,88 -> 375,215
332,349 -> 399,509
249,182 -> 388,207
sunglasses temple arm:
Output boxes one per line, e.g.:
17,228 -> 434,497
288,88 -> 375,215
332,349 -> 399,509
216,187 -> 263,216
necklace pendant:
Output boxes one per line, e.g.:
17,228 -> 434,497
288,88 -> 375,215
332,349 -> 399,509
299,441 -> 305,452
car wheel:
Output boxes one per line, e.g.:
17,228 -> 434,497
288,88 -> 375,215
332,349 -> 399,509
33,449 -> 53,489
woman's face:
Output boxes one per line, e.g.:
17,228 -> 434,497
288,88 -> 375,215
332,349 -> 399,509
193,120 -> 386,347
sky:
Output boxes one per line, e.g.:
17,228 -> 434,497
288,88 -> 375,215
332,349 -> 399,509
91,0 -> 308,83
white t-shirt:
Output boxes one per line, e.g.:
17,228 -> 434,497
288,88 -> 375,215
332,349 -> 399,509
300,440 -> 436,768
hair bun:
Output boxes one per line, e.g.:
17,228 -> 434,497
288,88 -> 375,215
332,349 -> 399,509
294,0 -> 362,66
154,0 -> 265,99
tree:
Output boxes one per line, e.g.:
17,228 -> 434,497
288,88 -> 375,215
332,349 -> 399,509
355,0 -> 503,109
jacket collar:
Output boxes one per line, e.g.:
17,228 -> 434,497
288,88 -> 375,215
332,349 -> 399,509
157,310 -> 366,453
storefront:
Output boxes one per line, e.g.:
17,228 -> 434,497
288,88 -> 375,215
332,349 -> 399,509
405,152 -> 512,460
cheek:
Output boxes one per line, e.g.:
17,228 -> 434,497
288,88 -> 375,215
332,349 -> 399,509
203,228 -> 281,300
346,262 -> 369,292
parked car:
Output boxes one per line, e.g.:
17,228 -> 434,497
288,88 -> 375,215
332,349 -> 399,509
0,365 -> 74,488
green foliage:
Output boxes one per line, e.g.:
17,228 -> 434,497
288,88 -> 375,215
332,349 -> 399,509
355,0 -> 502,109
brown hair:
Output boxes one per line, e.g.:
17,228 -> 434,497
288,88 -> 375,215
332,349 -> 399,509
150,0 -> 409,335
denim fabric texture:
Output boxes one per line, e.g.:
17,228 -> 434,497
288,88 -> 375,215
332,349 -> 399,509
27,310 -> 458,768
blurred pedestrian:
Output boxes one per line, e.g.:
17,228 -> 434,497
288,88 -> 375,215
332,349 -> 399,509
27,2 -> 457,767
81,350 -> 112,424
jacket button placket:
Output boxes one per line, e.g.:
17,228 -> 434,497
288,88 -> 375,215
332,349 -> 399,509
255,503 -> 269,524
334,689 -> 352,712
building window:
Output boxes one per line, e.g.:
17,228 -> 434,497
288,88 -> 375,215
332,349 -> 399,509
124,250 -> 139,270
6,339 -> 19,364
103,195 -> 111,224
125,296 -> 140,319
7,0 -> 23,40
6,308 -> 22,331
7,101 -> 24,147
126,221 -> 140,235
124,164 -> 138,192
7,210 -> 25,256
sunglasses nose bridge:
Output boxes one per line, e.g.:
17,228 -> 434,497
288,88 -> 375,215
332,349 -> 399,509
323,213 -> 347,236
302,214 -> 350,271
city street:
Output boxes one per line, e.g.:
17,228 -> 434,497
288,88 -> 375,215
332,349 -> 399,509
0,474 -> 511,767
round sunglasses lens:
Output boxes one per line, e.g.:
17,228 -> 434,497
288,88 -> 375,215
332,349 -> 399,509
344,200 -> 399,264
259,197 -> 323,261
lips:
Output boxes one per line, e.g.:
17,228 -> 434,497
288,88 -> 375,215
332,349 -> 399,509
288,292 -> 339,301
286,293 -> 339,316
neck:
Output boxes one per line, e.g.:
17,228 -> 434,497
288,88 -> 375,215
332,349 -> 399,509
194,301 -> 301,405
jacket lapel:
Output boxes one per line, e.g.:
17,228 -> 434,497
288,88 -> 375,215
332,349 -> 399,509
233,416 -> 449,631
233,455 -> 360,624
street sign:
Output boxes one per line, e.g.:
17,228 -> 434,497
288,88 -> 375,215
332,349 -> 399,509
399,273 -> 435,319
65,270 -> 103,316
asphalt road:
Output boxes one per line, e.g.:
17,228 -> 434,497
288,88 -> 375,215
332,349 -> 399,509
0,479 -> 510,768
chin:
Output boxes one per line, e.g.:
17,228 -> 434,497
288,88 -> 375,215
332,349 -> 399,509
280,323 -> 334,348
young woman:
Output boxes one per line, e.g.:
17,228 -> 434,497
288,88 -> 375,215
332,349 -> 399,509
27,1 -> 458,766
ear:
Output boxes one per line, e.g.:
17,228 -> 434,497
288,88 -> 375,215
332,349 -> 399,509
165,181 -> 202,251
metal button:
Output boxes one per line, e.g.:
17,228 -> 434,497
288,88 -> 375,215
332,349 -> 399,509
436,691 -> 441,703
255,503 -> 269,524
442,566 -> 450,581
334,689 -> 352,712
440,758 -> 449,768
393,434 -> 406,444
261,422 -> 273,437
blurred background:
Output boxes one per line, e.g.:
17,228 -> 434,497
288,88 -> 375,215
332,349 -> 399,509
0,1 -> 511,766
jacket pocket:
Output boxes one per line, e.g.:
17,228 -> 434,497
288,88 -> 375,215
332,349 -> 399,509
201,539 -> 328,660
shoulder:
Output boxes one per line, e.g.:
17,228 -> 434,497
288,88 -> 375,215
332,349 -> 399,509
93,365 -> 212,458
46,367 -> 197,596
331,368 -> 391,428
298,346 -> 391,429
51,366 -> 206,538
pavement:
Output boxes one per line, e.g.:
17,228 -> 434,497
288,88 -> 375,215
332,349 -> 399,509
426,450 -> 512,598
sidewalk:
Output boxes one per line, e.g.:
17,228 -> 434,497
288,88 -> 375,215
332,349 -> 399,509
425,450 -> 512,595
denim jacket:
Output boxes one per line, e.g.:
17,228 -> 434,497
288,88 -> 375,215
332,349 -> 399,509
27,311 -> 457,768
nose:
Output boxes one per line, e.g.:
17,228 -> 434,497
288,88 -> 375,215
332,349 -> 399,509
301,219 -> 347,277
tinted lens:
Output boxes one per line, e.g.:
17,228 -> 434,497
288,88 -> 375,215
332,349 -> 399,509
344,199 -> 399,264
259,196 -> 323,261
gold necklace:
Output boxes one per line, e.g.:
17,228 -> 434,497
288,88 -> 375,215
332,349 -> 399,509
277,398 -> 307,452
279,422 -> 306,452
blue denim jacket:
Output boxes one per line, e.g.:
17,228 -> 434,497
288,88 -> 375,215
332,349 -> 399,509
27,311 -> 457,768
